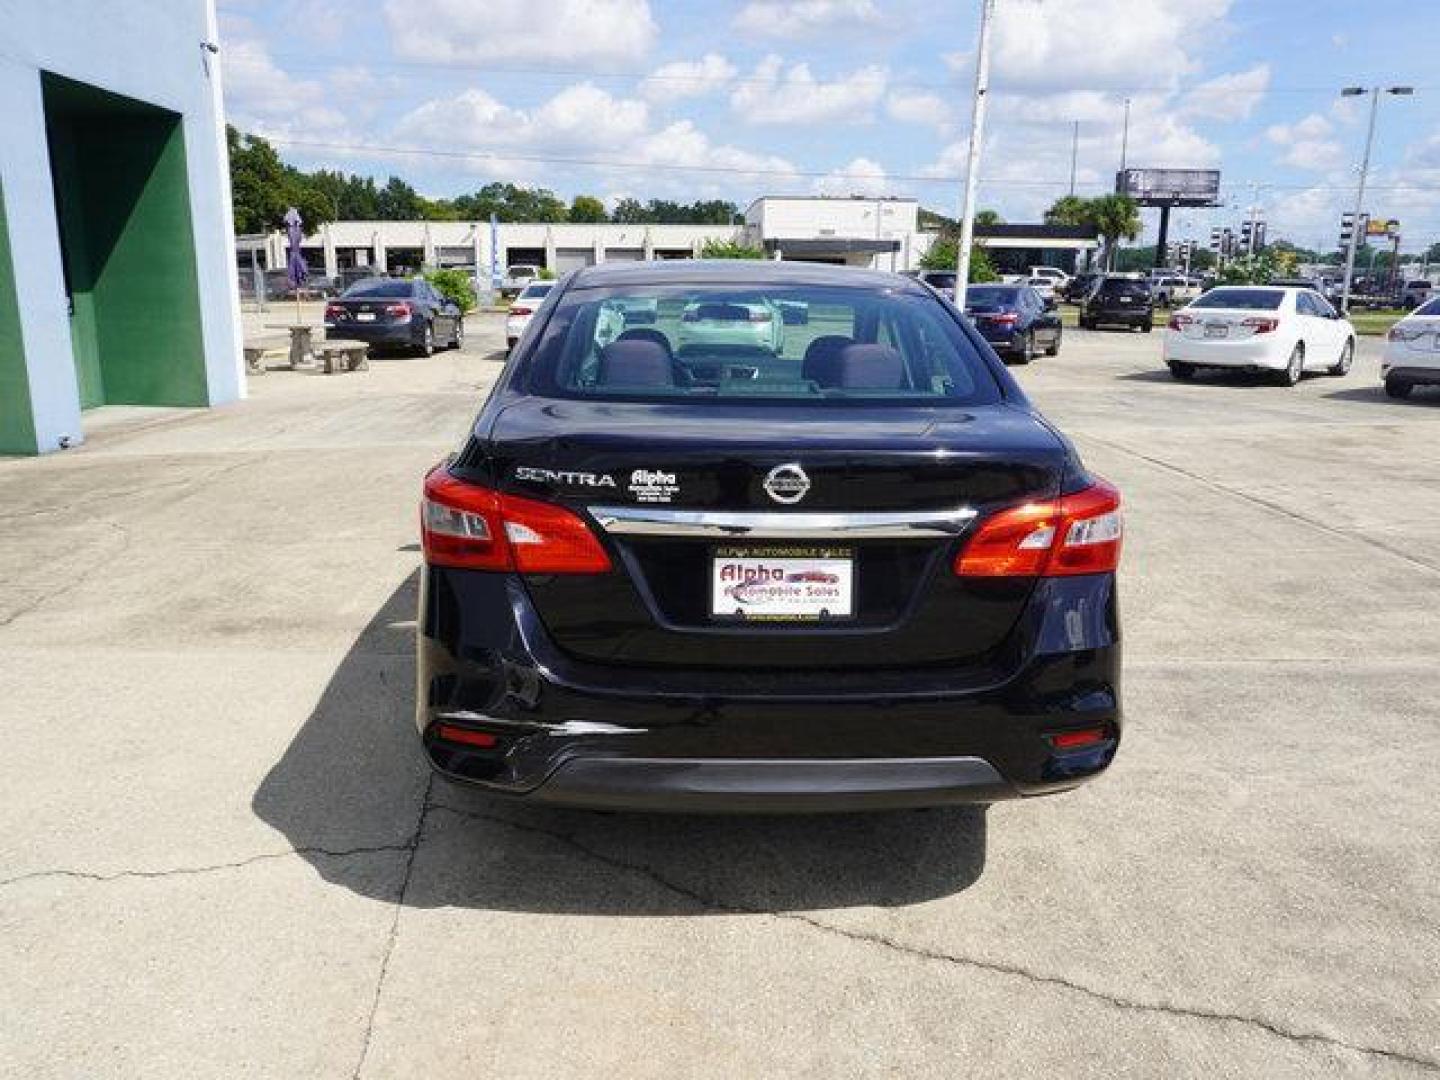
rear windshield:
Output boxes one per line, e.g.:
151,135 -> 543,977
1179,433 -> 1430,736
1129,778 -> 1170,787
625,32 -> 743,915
522,284 -> 1001,405
1415,297 -> 1440,316
1098,279 -> 1149,296
1190,288 -> 1284,310
964,286 -> 1019,305
344,280 -> 414,298
518,283 -> 555,300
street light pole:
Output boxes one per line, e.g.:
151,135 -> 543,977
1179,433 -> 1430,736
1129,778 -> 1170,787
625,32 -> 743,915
1119,97 -> 1131,172
1069,119 -> 1079,196
955,0 -> 996,309
1339,85 -> 1413,313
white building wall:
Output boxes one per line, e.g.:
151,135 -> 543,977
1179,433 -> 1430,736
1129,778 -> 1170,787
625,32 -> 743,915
0,0 -> 243,452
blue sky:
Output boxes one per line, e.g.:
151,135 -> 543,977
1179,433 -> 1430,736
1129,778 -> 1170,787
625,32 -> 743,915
217,0 -> 1440,253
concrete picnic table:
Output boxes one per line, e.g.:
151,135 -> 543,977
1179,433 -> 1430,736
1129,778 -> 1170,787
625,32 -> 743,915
263,323 -> 324,368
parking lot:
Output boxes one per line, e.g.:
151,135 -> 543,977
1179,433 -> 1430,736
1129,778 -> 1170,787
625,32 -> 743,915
1,313 -> 1437,1078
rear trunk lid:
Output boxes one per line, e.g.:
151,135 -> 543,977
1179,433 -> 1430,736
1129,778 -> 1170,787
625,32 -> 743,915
470,398 -> 1069,670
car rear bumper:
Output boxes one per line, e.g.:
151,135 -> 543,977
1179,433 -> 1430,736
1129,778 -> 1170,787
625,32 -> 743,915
1381,364 -> 1440,386
415,568 -> 1122,811
324,321 -> 415,345
1164,334 -> 1288,369
1086,308 -> 1150,326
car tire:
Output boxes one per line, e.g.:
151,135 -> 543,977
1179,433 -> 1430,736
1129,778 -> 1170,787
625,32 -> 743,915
1168,361 -> 1195,381
417,321 -> 435,358
451,318 -> 465,350
1276,342 -> 1304,386
1141,319 -> 1153,333
1384,377 -> 1413,399
1328,337 -> 1353,376
1045,328 -> 1061,356
1012,332 -> 1035,365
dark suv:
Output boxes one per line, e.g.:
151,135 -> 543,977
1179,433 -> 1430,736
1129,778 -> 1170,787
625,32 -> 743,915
1079,276 -> 1154,332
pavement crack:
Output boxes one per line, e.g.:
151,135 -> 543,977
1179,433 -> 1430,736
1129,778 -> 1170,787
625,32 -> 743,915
429,802 -> 1440,1074
351,774 -> 434,1080
0,841 -> 413,889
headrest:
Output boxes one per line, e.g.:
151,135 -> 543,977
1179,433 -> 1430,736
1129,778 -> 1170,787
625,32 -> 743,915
597,339 -> 675,388
801,335 -> 854,387
835,343 -> 904,389
616,328 -> 674,355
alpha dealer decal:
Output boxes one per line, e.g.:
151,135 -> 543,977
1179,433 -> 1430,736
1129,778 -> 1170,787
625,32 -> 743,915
628,468 -> 680,503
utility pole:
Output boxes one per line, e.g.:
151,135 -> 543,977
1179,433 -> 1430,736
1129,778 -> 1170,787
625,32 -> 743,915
1119,98 -> 1131,173
1340,85 -> 1413,313
1246,182 -> 1260,257
954,0 -> 995,309
1069,120 -> 1079,196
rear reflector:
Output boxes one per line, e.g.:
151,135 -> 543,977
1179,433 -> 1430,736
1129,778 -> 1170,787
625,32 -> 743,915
435,724 -> 499,748
955,478 -> 1123,578
421,468 -> 613,574
1049,728 -> 1108,750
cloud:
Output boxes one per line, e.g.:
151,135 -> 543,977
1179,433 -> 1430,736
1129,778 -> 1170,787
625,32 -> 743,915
732,0 -> 880,38
641,54 -> 737,102
1179,64 -> 1270,121
384,0 -> 656,66
400,83 -> 650,159
633,121 -> 799,182
814,157 -> 890,196
218,14 -> 352,140
1265,113 -> 1345,171
730,55 -> 888,125
886,89 -> 951,130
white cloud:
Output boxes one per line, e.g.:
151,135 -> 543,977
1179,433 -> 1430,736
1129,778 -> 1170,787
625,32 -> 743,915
730,55 -> 887,125
634,121 -> 798,182
218,14 -> 351,140
733,0 -> 880,38
1179,64 -> 1270,121
1266,113 -> 1344,171
886,89 -> 951,130
385,0 -> 656,66
814,157 -> 890,196
641,54 -> 737,102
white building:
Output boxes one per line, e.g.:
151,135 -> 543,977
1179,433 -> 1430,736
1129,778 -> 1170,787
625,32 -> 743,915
1,0 -> 243,455
743,196 -> 925,269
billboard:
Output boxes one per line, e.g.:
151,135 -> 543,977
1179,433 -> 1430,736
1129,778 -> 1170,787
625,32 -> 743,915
1115,168 -> 1222,207
1365,217 -> 1400,237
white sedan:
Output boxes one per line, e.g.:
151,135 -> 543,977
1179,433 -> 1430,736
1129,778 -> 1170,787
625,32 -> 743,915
1163,286 -> 1355,386
505,281 -> 556,351
1381,296 -> 1440,399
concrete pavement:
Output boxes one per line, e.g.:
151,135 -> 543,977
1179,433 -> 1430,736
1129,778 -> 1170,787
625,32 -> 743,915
1,314 -> 1437,1078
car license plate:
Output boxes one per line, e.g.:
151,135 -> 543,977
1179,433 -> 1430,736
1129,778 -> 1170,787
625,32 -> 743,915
356,312 -> 376,322
1205,324 -> 1228,338
711,545 -> 854,621
1118,297 -> 1132,304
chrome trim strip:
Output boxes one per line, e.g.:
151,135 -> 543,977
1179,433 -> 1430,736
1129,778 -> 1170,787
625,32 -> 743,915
589,505 -> 978,539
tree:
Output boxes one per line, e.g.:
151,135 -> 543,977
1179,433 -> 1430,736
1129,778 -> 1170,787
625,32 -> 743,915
1043,195 -> 1091,228
975,209 -> 1004,226
610,197 -> 649,224
919,237 -> 998,281
375,176 -> 422,220
699,238 -> 764,259
227,127 -> 289,234
424,268 -> 477,312
568,195 -> 607,223
1085,194 -> 1141,269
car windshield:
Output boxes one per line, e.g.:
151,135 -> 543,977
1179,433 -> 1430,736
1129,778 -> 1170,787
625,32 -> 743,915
965,287 -> 1019,306
344,280 -> 414,298
1190,288 -> 1284,310
1099,280 -> 1148,297
525,283 -> 1001,405
1415,297 -> 1440,317
518,283 -> 554,300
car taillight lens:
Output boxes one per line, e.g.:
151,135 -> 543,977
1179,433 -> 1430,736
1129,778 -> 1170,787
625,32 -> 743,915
954,478 -> 1123,578
324,303 -> 344,320
509,306 -> 534,317
1241,316 -> 1278,334
1388,324 -> 1424,341
385,302 -> 412,318
1167,314 -> 1192,330
421,469 -> 612,574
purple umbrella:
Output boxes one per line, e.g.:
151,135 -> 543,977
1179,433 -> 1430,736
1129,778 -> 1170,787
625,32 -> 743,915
283,206 -> 309,294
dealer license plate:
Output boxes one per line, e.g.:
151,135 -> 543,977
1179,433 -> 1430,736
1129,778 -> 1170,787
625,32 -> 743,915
1205,323 -> 1228,338
356,311 -> 377,322
711,546 -> 854,621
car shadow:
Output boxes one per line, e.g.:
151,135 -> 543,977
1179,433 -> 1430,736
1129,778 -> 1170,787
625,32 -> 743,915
252,573 -> 989,915
1324,385 -> 1438,406
1114,369 -> 1299,388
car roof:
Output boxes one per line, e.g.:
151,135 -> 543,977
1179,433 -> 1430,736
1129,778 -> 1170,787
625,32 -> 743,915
566,259 -> 928,292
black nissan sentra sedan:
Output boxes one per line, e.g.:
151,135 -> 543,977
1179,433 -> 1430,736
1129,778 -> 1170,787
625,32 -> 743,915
416,261 -> 1122,811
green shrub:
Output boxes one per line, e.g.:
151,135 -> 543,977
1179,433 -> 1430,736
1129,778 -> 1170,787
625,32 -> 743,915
700,239 -> 765,259
423,268 -> 477,312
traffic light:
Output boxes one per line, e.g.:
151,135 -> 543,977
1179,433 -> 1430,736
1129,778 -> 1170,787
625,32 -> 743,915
1209,227 -> 1222,253
1240,220 -> 1253,251
1339,212 -> 1368,251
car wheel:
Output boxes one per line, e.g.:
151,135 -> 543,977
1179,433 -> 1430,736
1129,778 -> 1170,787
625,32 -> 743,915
1140,319 -> 1153,333
1277,342 -> 1304,386
451,318 -> 465,350
1384,377 -> 1413,399
1168,361 -> 1195,381
1045,328 -> 1061,356
417,321 -> 435,358
1012,332 -> 1035,365
1328,337 -> 1353,376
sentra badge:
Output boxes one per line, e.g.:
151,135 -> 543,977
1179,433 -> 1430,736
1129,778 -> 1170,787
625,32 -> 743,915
514,466 -> 616,488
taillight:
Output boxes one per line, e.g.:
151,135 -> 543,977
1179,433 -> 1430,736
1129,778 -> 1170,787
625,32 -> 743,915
1389,324 -> 1424,341
324,303 -> 344,321
420,469 -> 612,574
954,478 -> 1123,578
1167,313 -> 1192,331
384,302 -> 412,318
508,306 -> 534,317
991,312 -> 1020,325
749,310 -> 772,322
1241,316 -> 1278,334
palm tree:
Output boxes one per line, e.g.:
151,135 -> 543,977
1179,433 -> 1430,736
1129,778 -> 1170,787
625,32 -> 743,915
1086,195 -> 1141,270
1043,195 -> 1090,228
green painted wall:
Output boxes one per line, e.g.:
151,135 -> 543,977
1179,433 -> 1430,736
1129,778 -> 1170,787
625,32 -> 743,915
0,178 -> 38,454
43,74 -> 209,409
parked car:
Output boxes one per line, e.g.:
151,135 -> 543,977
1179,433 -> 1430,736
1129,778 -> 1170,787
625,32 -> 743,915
675,298 -> 784,355
416,260 -> 1123,811
1079,276 -> 1154,331
1400,279 -> 1434,309
1163,286 -> 1355,386
1060,272 -> 1098,302
1151,275 -> 1201,308
1028,265 -> 1070,289
506,281 -> 556,351
324,277 -> 464,356
1381,295 -> 1440,398
1022,276 -> 1058,303
501,264 -> 545,297
963,283 -> 1062,363
920,270 -> 958,299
